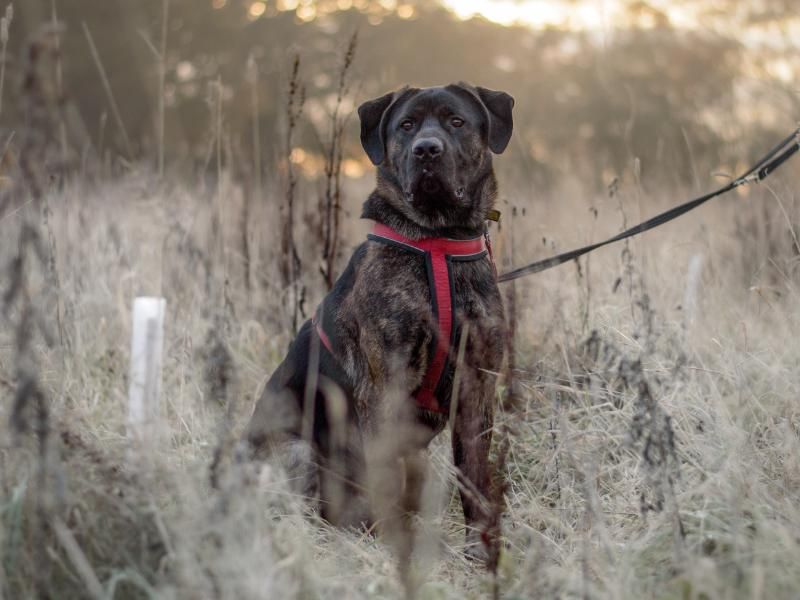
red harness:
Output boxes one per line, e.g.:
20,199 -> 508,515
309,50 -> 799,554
314,222 -> 492,414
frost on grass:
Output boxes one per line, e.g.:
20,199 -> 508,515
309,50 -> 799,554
1,171 -> 800,599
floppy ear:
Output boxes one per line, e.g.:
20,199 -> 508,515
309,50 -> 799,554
358,90 -> 402,165
475,86 -> 515,154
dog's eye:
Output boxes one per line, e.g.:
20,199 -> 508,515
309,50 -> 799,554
400,119 -> 414,131
451,117 -> 465,128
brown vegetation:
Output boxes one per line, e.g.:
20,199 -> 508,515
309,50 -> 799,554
1,2 -> 799,599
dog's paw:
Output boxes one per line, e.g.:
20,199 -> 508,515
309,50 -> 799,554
463,543 -> 490,564
462,529 -> 490,564
282,440 -> 320,500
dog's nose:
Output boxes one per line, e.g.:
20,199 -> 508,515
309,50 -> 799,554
412,137 -> 444,161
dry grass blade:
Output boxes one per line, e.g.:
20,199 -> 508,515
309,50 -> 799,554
281,53 -> 306,333
81,22 -> 133,160
158,0 -> 169,178
320,31 -> 358,290
51,518 -> 104,600
0,3 -> 13,117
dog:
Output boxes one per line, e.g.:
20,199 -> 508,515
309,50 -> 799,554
244,82 -> 514,569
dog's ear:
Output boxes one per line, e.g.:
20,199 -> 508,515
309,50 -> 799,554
475,86 -> 515,154
358,88 -> 410,165
358,91 -> 394,165
453,83 -> 515,154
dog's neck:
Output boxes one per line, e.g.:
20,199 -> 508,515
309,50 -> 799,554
361,169 -> 497,240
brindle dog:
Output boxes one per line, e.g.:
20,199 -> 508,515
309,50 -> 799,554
244,82 -> 513,568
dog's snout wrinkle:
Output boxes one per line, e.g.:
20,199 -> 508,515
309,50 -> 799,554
412,137 -> 444,161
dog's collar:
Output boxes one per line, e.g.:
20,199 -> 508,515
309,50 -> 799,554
368,222 -> 487,258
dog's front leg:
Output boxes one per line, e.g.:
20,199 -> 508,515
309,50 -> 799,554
355,342 -> 429,589
451,365 -> 496,564
361,384 -> 423,584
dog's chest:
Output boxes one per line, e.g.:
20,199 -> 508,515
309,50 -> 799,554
340,242 -> 504,392
359,241 -> 498,316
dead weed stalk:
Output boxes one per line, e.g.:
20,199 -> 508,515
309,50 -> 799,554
282,54 -> 306,333
319,31 -> 358,290
3,221 -> 59,596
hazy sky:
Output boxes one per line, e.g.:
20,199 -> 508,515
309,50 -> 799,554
437,0 -> 698,30
436,0 -> 800,60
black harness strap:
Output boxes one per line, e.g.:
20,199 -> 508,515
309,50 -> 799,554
498,127 -> 800,283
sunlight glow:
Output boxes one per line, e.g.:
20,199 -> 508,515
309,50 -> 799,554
248,1 -> 266,18
297,4 -> 317,21
397,4 -> 415,19
767,58 -> 795,83
438,0 -> 610,30
437,0 -> 703,32
239,0 -> 800,52
437,0 -> 800,45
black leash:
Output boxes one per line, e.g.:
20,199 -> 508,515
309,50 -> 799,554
497,127 -> 800,283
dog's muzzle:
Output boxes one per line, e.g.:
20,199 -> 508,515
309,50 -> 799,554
412,137 -> 444,162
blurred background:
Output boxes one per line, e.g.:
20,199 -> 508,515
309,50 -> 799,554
6,0 -> 799,193
1,6 -> 799,598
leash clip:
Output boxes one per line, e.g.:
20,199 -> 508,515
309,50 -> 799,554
736,172 -> 761,186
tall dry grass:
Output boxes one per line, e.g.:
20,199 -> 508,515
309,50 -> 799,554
0,8 -> 797,598
1,154 -> 799,598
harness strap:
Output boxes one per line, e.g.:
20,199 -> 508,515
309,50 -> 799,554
369,224 -> 487,413
315,223 -> 490,415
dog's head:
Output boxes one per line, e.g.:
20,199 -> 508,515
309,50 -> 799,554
359,83 -> 514,233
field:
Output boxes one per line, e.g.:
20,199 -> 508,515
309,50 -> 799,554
1,156 -> 799,600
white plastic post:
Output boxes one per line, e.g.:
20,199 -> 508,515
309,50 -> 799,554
127,297 -> 166,443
